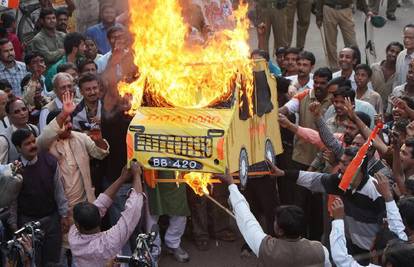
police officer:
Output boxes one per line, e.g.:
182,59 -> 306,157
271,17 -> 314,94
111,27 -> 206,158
255,0 -> 289,55
315,0 -> 372,70
285,0 -> 312,50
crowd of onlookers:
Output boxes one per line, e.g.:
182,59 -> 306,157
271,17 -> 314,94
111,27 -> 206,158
0,0 -> 413,266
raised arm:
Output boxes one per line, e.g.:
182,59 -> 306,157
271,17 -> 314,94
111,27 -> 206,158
344,98 -> 388,155
309,101 -> 344,159
217,170 -> 267,257
36,92 -> 75,150
373,173 -> 408,241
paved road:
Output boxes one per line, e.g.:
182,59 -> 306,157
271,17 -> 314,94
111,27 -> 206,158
159,2 -> 414,267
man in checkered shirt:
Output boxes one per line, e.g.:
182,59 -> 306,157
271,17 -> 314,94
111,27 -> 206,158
0,38 -> 28,97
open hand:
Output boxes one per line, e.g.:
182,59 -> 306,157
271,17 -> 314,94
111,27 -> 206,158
344,97 -> 356,120
62,91 -> 75,116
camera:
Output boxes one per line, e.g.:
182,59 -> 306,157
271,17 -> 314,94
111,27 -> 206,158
1,221 -> 44,264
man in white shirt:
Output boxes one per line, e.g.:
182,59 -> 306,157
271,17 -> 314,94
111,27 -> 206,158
333,47 -> 373,91
287,50 -> 315,97
329,172 -> 412,267
216,169 -> 331,267
394,24 -> 414,88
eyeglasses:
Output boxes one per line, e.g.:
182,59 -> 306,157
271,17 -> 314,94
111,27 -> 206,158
12,107 -> 28,114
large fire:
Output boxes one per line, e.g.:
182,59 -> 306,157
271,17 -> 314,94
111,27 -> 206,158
118,0 -> 254,113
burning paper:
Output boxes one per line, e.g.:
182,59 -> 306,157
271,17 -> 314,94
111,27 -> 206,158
118,0 -> 254,114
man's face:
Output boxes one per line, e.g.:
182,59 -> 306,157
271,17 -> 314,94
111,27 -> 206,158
313,76 -> 329,100
400,144 -> 414,171
56,14 -> 68,32
351,134 -> 365,148
333,95 -> 347,116
403,27 -> 414,51
85,39 -> 98,59
18,134 -> 38,160
101,7 -> 116,25
327,84 -> 338,96
344,120 -> 359,145
65,69 -> 79,85
8,100 -> 29,126
0,42 -> 15,64
80,80 -> 100,103
276,53 -> 285,69
406,60 -> 414,85
28,56 -> 46,76
108,30 -> 126,51
297,59 -> 313,78
386,45 -> 402,63
355,69 -> 370,89
338,154 -> 353,174
284,53 -> 298,73
55,78 -> 74,100
0,93 -> 7,116
81,63 -> 97,75
59,116 -> 73,139
338,48 -> 355,71
42,14 -> 57,30
74,41 -> 87,57
392,101 -> 409,121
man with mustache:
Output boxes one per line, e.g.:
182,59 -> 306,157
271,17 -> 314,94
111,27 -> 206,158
36,91 -> 110,262
371,42 -> 404,113
286,50 -> 315,96
9,128 -> 69,266
0,39 -> 28,97
72,73 -> 102,132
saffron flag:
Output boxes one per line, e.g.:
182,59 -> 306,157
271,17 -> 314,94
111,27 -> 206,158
338,123 -> 383,191
0,0 -> 19,9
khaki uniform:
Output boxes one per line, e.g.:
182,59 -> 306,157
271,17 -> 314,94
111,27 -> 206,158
256,0 -> 289,54
369,0 -> 398,16
315,0 -> 369,70
285,0 -> 312,49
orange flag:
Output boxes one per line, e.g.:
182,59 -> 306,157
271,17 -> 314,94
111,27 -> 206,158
338,122 -> 383,191
0,0 -> 19,9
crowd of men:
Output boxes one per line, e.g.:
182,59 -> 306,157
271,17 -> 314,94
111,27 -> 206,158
0,0 -> 414,266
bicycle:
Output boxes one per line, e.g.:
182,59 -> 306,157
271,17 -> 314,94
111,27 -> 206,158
115,229 -> 158,267
0,0 -> 41,45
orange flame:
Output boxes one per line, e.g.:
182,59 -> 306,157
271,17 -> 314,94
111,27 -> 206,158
119,0 -> 254,114
183,172 -> 212,196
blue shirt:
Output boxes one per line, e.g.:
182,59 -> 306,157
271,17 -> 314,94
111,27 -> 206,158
268,60 -> 282,77
85,23 -> 121,55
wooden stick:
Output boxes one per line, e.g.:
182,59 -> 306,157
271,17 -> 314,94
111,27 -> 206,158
204,194 -> 236,219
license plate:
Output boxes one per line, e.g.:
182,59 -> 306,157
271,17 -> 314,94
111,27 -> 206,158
148,157 -> 203,170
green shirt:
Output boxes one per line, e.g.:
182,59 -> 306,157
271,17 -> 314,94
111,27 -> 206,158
45,56 -> 67,92
146,171 -> 190,216
30,29 -> 65,66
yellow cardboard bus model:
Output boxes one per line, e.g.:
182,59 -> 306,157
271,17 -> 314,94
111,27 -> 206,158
126,58 -> 283,187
